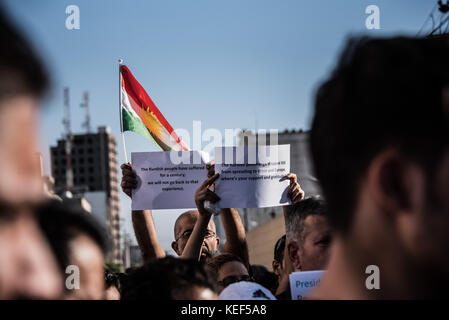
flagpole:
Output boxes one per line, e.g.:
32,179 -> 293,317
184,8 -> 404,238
118,58 -> 129,164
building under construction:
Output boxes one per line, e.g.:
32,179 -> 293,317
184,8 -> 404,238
50,88 -> 121,264
50,126 -> 122,264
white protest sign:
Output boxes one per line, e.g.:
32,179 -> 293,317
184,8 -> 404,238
214,145 -> 290,209
131,151 -> 209,210
289,270 -> 325,300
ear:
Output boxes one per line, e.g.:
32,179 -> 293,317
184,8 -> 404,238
287,241 -> 301,271
215,236 -> 220,248
368,149 -> 414,215
369,149 -> 427,252
171,241 -> 180,256
272,260 -> 280,276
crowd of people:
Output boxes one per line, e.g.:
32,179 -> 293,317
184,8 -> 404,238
1,6 -> 449,300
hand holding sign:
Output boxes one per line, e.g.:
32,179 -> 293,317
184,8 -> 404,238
194,173 -> 220,215
286,173 -> 305,204
120,162 -> 137,198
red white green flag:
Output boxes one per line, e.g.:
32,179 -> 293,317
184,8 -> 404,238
120,65 -> 189,151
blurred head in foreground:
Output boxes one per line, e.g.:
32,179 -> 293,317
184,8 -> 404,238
121,256 -> 218,300
0,7 -> 61,299
310,35 -> 449,299
38,200 -> 106,299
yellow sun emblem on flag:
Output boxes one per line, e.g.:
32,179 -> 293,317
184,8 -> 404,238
142,106 -> 164,139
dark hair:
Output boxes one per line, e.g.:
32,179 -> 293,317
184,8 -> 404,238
273,235 -> 286,265
0,6 -> 49,102
311,36 -> 449,234
250,264 -> 278,293
285,197 -> 328,243
121,256 -> 217,300
207,253 -> 246,277
104,270 -> 124,291
37,200 -> 107,275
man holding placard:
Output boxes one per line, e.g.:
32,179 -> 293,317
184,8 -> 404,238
120,144 -> 304,272
120,156 -> 249,268
178,145 -> 307,268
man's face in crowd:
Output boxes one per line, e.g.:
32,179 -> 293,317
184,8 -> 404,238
288,214 -> 331,272
64,233 -> 105,300
217,261 -> 250,293
172,211 -> 220,261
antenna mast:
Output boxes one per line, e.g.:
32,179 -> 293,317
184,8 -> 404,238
80,91 -> 91,133
63,87 -> 74,191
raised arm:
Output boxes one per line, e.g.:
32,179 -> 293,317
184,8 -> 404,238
131,210 -> 166,263
121,163 -> 165,263
220,208 -> 250,270
280,172 -> 304,293
181,173 -> 220,261
205,161 -> 250,268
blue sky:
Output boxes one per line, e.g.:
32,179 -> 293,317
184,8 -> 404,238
3,0 -> 436,253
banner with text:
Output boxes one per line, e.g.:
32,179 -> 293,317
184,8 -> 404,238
214,144 -> 291,208
131,151 -> 209,210
289,270 -> 325,300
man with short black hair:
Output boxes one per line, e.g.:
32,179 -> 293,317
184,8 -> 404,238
310,36 -> 449,299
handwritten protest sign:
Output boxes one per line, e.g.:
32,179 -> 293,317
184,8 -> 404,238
214,145 -> 291,208
131,151 -> 209,210
289,270 -> 325,300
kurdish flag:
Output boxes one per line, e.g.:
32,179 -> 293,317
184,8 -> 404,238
120,65 -> 189,151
